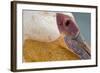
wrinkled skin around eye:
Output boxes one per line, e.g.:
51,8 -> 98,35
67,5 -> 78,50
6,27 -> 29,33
56,13 -> 79,38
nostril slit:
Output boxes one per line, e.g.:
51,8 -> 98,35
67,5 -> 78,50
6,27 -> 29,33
65,20 -> 70,26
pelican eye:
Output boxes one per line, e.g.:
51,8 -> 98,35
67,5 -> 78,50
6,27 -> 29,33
65,20 -> 70,26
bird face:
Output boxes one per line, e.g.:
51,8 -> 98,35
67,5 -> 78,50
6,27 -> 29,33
56,13 -> 79,39
23,11 -> 80,42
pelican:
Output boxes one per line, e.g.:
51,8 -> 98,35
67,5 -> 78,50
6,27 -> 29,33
23,11 -> 90,62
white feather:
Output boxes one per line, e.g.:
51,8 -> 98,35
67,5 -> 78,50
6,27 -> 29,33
23,11 -> 60,42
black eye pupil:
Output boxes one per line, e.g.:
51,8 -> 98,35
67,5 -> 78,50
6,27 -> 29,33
65,20 -> 70,26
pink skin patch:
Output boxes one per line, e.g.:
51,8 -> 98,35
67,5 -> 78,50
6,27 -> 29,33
56,13 -> 79,37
